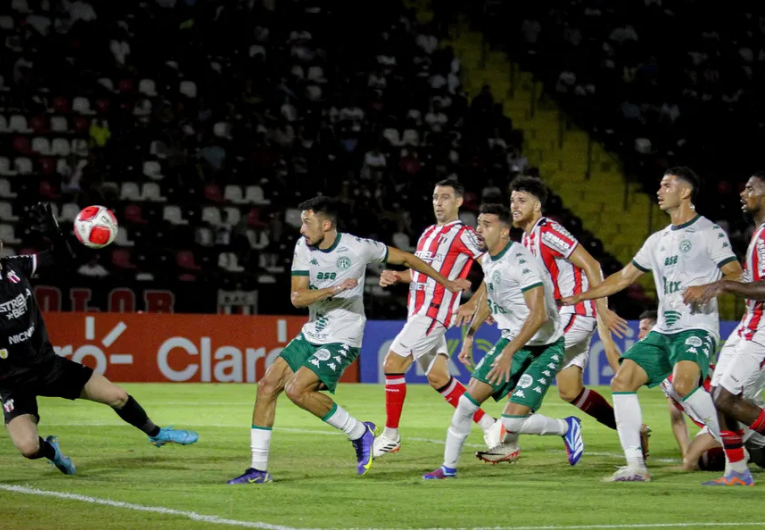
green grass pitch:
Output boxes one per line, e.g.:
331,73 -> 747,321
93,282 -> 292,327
0,383 -> 763,530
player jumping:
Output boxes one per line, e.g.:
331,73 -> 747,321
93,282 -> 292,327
562,167 -> 742,482
0,204 -> 198,476
683,171 -> 765,486
227,197 -> 469,484
423,204 -> 584,479
373,179 -> 497,459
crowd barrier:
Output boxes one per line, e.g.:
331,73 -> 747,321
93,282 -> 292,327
44,313 -> 738,385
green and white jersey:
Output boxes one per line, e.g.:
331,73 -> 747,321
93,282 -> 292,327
291,233 -> 388,347
631,215 -> 737,338
481,241 -> 562,346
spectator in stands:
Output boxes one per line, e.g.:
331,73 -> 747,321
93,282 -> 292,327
89,119 -> 111,149
78,256 -> 109,278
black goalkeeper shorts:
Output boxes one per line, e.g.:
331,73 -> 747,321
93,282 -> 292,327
0,356 -> 94,424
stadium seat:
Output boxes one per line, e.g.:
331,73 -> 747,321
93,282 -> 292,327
12,137 -> 30,155
0,16 -> 14,30
60,203 -> 80,222
402,129 -> 420,146
201,206 -> 222,226
0,157 -> 16,176
39,157 -> 56,175
0,202 -> 17,221
141,182 -> 165,202
39,180 -> 59,199
204,184 -> 224,203
179,80 -> 197,98
14,157 -> 32,174
213,122 -> 232,139
73,116 -> 89,134
0,116 -> 7,132
97,77 -> 114,92
224,207 -> 241,226
195,227 -> 214,247
176,250 -> 201,270
118,78 -> 135,93
113,227 -> 134,247
31,137 -> 51,155
111,249 -> 137,269
244,185 -> 269,205
52,97 -> 69,113
29,116 -> 48,133
0,224 -> 20,244
218,252 -> 244,272
51,138 -> 71,156
123,204 -> 147,224
224,185 -> 244,204
382,128 -> 401,146
247,208 -> 268,228
133,98 -> 152,117
163,205 -> 187,225
95,98 -> 110,114
143,160 -> 163,180
71,139 -> 89,156
285,208 -> 302,228
120,182 -> 141,201
0,180 -> 14,199
0,246 -> 14,258
138,79 -> 157,96
72,97 -> 95,115
50,116 -> 68,132
9,115 -> 30,133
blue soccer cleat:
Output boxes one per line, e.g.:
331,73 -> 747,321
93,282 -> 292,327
351,421 -> 376,476
227,468 -> 273,485
562,416 -> 584,466
149,426 -> 199,448
423,466 -> 457,480
45,436 -> 76,475
702,469 -> 755,487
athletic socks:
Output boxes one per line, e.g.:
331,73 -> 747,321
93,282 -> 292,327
383,373 -> 407,438
721,429 -> 749,474
323,403 -> 366,440
682,387 -> 721,443
28,437 -> 57,460
571,388 -> 616,430
443,394 -> 478,469
613,392 -> 645,468
502,414 -> 567,436
250,425 -> 272,471
749,409 -> 765,434
438,377 -> 494,431
113,395 -> 160,436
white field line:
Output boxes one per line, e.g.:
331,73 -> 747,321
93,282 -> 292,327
0,485 -> 762,530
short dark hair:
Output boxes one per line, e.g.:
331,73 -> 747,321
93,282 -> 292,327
752,171 -> 765,182
298,196 -> 340,226
435,178 -> 464,198
479,203 -> 511,227
510,176 -> 548,206
665,166 -> 700,203
639,310 -> 658,322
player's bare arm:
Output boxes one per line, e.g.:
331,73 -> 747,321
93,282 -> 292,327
596,314 -> 622,373
487,285 -> 547,385
385,246 -> 469,293
290,275 -> 356,308
455,281 -> 486,326
567,245 -> 629,337
378,269 -> 411,287
561,262 -> 644,306
459,283 -> 491,366
683,269 -> 753,306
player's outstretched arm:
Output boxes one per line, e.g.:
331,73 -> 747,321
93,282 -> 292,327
596,314 -> 621,374
567,245 -> 629,337
684,278 -> 765,306
29,202 -> 76,271
487,285 -> 547,384
561,262 -> 643,306
385,246 -> 469,293
378,268 -> 412,287
290,275 -> 356,308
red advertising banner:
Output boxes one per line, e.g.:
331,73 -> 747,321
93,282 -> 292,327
43,313 -> 360,384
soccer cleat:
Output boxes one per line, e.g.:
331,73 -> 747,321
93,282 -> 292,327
351,421 -> 376,476
475,442 -> 520,465
372,431 -> 401,459
149,426 -> 199,448
640,424 -> 651,461
45,436 -> 76,475
423,466 -> 457,480
702,469 -> 755,487
604,465 -> 651,482
226,468 -> 273,484
562,416 -> 584,466
483,419 -> 504,449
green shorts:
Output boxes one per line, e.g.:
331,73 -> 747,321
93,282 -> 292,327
472,337 -> 565,411
620,329 -> 716,388
279,333 -> 360,393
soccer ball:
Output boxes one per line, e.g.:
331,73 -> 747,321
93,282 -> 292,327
74,205 -> 119,248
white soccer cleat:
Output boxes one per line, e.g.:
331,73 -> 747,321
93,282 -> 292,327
484,419 -> 504,449
604,465 -> 651,482
372,432 -> 401,459
475,441 -> 521,465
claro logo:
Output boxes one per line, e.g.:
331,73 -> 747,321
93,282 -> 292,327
54,316 -> 132,373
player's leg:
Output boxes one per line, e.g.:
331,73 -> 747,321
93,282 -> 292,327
683,429 -> 723,471
377,348 -> 412,455
79,372 -> 198,447
228,355 -> 294,484
423,378 -> 495,479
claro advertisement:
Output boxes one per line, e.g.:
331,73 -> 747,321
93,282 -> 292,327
43,313 -> 738,385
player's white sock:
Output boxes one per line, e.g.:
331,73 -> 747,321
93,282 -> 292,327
681,387 -> 721,443
613,392 -> 645,468
250,425 -> 272,471
477,414 -> 495,432
444,394 -> 478,469
502,414 -> 567,436
323,403 -> 366,440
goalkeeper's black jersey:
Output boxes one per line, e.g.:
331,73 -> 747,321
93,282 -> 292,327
0,252 -> 56,383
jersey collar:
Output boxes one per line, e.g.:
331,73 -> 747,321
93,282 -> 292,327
317,232 -> 342,253
670,214 -> 700,231
490,241 -> 513,261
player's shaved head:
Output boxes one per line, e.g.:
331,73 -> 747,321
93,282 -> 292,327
741,171 -> 765,220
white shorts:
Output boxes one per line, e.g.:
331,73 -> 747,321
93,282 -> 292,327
711,331 -> 765,399
390,315 -> 448,370
560,315 -> 597,371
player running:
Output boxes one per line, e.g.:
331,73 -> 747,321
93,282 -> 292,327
562,167 -> 742,482
683,171 -> 765,486
227,197 -> 469,484
423,204 -> 584,479
374,179 -> 496,459
0,204 -> 198,475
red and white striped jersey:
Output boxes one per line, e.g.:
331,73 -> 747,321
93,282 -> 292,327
407,220 -> 483,327
738,224 -> 765,343
522,217 -> 596,317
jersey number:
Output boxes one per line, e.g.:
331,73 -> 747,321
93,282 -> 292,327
317,272 -> 337,280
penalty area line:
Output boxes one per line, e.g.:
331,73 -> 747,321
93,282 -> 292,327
0,485 -> 763,530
